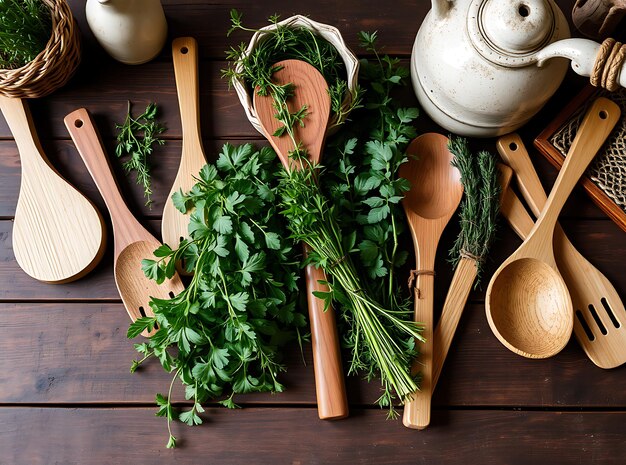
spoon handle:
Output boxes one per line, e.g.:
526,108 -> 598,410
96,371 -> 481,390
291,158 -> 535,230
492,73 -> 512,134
403,272 -> 434,430
303,245 -> 348,420
173,36 -> 203,146
528,98 -> 620,242
65,108 -> 148,255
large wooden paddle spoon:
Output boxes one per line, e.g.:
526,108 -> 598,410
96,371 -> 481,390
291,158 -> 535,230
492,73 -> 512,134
399,133 -> 463,430
65,108 -> 185,336
0,96 -> 106,283
253,59 -> 348,420
498,133 -> 626,369
486,97 -> 620,359
162,37 -> 208,251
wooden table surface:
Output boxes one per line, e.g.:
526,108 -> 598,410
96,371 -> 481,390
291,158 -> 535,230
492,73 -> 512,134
1,1 -> 625,464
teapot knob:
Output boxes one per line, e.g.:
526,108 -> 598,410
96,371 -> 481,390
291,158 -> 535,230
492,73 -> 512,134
481,0 -> 555,53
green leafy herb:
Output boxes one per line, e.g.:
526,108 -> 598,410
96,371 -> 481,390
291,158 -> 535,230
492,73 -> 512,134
129,143 -> 306,447
223,9 -> 362,127
114,102 -> 165,208
448,136 -> 501,282
0,0 -> 51,69
323,31 -> 418,311
243,29 -> 424,414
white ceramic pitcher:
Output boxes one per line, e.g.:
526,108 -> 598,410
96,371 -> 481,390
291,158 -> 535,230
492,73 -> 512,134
412,0 -> 626,136
86,0 -> 168,65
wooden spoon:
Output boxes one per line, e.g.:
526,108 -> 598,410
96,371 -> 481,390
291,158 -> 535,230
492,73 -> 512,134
162,37 -> 208,251
0,96 -> 106,283
486,97 -> 620,359
431,164 -> 513,391
65,108 -> 185,336
498,133 -> 626,369
253,59 -> 348,420
399,133 -> 464,430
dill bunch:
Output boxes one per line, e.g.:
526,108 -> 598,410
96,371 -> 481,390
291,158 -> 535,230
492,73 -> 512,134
448,136 -> 501,282
0,0 -> 52,69
223,9 -> 361,125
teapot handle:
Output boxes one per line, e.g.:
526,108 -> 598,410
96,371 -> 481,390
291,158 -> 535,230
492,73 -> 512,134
536,38 -> 626,91
432,0 -> 454,19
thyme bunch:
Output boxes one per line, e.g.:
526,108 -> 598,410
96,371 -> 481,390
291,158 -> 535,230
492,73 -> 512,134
114,102 -> 166,208
448,136 -> 501,281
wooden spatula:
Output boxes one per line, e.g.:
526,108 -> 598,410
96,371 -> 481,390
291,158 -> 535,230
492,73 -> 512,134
0,96 -> 106,283
162,37 -> 208,251
65,108 -> 185,336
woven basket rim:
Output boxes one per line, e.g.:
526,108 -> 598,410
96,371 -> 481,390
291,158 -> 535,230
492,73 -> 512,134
0,0 -> 81,99
231,14 -> 360,136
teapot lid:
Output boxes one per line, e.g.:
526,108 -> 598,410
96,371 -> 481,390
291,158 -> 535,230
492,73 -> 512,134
469,0 -> 559,67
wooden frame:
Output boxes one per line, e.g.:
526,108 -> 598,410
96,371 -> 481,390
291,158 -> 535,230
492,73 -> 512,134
534,85 -> 626,233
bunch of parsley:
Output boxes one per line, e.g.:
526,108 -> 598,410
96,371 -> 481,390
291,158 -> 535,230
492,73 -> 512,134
128,144 -> 306,448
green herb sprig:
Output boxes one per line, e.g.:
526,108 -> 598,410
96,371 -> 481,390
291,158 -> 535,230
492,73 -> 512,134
0,0 -> 51,69
129,144 -> 306,448
114,102 -> 165,208
223,10 -> 362,127
448,136 -> 501,281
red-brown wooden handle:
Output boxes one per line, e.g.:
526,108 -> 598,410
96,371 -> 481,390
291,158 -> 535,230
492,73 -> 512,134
303,244 -> 348,420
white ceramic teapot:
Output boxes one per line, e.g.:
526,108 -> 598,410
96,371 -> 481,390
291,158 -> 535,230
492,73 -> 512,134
411,0 -> 626,136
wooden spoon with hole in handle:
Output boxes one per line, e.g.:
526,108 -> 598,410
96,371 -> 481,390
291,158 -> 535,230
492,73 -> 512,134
162,37 -> 208,253
65,108 -> 185,336
498,133 -> 626,369
0,96 -> 106,283
399,133 -> 464,430
486,97 -> 620,359
431,164 -> 513,392
253,59 -> 347,420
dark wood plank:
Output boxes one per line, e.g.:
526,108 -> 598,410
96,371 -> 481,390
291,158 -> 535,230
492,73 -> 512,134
2,217 -> 622,301
1,407 -> 624,465
0,137 -> 612,220
3,300 -> 626,407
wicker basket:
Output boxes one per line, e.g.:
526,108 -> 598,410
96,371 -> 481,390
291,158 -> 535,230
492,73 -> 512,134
0,0 -> 81,99
231,15 -> 360,136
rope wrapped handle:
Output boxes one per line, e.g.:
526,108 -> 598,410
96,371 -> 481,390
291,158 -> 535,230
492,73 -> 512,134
591,38 -> 626,92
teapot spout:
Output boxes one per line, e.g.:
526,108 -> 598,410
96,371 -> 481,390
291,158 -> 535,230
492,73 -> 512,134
432,0 -> 453,19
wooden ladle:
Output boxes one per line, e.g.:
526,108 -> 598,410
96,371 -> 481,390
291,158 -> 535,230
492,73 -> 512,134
399,133 -> 464,430
486,97 -> 620,359
162,37 -> 208,251
0,96 -> 106,283
65,108 -> 185,336
253,59 -> 348,420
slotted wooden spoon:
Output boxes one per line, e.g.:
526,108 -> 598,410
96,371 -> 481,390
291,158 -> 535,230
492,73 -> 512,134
65,108 -> 185,336
162,37 -> 208,251
498,133 -> 626,368
399,133 -> 464,430
486,97 -> 620,359
253,59 -> 348,420
0,96 -> 106,283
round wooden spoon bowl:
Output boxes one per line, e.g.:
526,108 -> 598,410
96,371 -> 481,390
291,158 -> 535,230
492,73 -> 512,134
487,258 -> 572,358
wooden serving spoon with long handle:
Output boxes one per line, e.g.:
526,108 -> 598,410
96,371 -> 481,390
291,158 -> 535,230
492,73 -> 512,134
498,133 -> 626,369
399,133 -> 464,430
486,98 -> 620,359
65,108 -> 185,336
0,96 -> 107,283
162,37 -> 208,252
431,164 -> 513,391
253,59 -> 348,420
